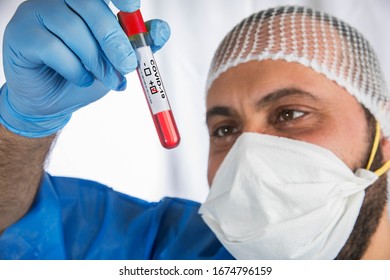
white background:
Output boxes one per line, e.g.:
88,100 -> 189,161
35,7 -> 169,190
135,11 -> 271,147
1,0 -> 390,202
1,260 -> 390,279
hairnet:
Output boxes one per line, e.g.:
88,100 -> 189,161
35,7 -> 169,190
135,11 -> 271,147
206,6 -> 390,138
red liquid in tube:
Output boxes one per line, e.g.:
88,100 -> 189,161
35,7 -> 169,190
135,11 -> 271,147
152,109 -> 180,149
118,10 -> 180,149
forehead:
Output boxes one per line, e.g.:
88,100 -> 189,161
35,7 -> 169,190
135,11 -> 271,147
206,59 -> 355,107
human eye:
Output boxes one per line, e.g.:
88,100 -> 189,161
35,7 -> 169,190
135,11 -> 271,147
209,121 -> 241,152
275,109 -> 306,122
211,125 -> 240,138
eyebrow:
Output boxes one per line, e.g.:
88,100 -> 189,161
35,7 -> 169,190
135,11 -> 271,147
206,88 -> 318,124
256,88 -> 318,108
206,106 -> 235,124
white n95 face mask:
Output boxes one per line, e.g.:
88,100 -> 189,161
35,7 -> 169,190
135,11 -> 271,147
199,133 -> 378,260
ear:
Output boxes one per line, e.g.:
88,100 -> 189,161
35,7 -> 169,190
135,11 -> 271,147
381,137 -> 390,162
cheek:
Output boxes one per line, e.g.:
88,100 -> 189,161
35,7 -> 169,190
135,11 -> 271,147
333,113 -> 370,169
301,114 -> 369,170
333,129 -> 370,169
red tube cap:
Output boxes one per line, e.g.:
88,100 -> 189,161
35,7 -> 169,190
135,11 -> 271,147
118,10 -> 147,36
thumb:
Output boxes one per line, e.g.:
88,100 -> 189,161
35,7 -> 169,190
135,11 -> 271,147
145,19 -> 171,53
104,0 -> 140,12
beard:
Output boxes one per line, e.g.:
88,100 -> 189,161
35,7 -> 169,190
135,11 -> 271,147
335,110 -> 388,259
335,171 -> 388,259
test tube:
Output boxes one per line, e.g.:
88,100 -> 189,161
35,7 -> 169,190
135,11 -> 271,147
118,10 -> 180,149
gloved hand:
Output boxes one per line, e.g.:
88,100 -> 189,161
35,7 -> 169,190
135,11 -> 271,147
0,0 -> 171,137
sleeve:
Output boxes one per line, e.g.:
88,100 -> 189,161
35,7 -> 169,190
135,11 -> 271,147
0,173 -> 161,259
0,173 -> 68,259
151,198 -> 234,260
0,173 -> 233,260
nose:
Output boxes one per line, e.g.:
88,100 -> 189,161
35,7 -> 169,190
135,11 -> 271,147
242,121 -> 269,135
242,119 -> 283,138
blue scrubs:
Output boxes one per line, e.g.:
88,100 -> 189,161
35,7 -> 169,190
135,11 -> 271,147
0,173 -> 234,260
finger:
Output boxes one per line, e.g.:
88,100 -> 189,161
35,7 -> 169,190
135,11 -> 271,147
105,0 -> 140,12
28,30 -> 94,88
145,19 -> 171,53
65,0 -> 137,75
39,2 -> 126,90
3,2 -> 93,88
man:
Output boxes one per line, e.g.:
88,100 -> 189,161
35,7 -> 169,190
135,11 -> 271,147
0,1 -> 389,259
200,6 -> 390,260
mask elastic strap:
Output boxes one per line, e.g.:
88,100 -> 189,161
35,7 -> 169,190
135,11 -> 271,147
365,122 -> 390,177
374,161 -> 390,177
365,122 -> 381,171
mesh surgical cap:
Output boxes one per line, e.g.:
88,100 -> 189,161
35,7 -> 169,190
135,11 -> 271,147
206,6 -> 390,138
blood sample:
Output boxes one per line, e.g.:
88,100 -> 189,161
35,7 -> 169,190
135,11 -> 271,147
118,10 -> 180,149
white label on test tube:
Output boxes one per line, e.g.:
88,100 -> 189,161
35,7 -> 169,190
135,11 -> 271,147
136,46 -> 170,114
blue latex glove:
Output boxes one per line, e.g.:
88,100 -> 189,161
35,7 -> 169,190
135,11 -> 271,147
0,0 -> 170,137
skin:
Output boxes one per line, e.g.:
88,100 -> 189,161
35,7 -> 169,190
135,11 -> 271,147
206,59 -> 390,259
0,126 -> 55,234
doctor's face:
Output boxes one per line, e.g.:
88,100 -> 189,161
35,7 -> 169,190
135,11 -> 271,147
206,60 -> 372,185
